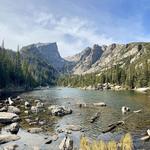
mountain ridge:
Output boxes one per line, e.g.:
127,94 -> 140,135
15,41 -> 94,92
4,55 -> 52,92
21,42 -> 68,72
66,42 -> 150,75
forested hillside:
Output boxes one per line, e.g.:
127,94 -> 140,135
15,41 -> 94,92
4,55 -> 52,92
0,47 -> 57,89
58,43 -> 150,89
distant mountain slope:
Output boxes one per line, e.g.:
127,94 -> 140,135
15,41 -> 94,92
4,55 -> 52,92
65,44 -> 104,74
67,42 -> 150,74
21,42 -> 67,72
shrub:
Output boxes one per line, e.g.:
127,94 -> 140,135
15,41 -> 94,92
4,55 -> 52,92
80,133 -> 133,150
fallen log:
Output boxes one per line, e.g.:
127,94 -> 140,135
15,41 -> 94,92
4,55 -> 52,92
108,121 -> 124,127
90,112 -> 100,123
140,135 -> 150,141
133,109 -> 142,113
102,121 -> 124,133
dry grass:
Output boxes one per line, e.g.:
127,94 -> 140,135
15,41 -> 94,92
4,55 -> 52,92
80,133 -> 133,150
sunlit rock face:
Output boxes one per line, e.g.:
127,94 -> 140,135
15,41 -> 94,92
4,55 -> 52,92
21,42 -> 67,72
66,42 -> 150,74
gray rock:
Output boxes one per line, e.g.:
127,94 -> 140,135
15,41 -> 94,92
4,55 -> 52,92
52,134 -> 59,141
27,128 -> 43,133
121,106 -> 130,114
0,134 -> 20,144
7,106 -> 20,114
38,120 -> 46,126
0,106 -> 7,112
76,103 -> 87,108
6,122 -> 20,134
25,118 -> 31,123
31,106 -> 39,113
59,136 -> 73,150
24,110 -> 29,114
93,102 -> 106,107
25,101 -> 30,108
36,102 -> 44,108
0,112 -> 20,124
3,144 -> 18,150
48,105 -> 72,116
66,125 -> 81,131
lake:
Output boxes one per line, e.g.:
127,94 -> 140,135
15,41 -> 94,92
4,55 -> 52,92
1,87 -> 150,149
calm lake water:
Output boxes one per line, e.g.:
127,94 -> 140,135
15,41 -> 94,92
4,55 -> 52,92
1,87 -> 150,149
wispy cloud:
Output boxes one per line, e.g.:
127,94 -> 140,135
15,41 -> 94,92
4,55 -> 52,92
0,10 -> 113,56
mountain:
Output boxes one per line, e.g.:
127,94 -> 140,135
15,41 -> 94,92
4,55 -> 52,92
21,42 -> 67,72
65,44 -> 104,74
67,42 -> 150,75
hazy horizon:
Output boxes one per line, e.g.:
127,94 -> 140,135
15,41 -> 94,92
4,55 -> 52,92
1,0 -> 150,57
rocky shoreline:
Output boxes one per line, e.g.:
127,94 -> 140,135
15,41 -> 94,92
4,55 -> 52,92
0,95 -> 81,149
76,83 -> 150,93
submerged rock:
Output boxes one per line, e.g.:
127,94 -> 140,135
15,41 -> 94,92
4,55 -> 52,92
48,105 -> 72,116
8,106 -> 20,114
27,128 -> 43,133
0,134 -> 20,144
93,102 -> 106,107
76,103 -> 87,108
8,97 -> 14,106
0,112 -> 20,124
66,125 -> 82,131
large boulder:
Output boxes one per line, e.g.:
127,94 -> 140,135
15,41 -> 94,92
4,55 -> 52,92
48,105 -> 72,116
0,134 -> 20,144
7,106 -> 20,114
0,112 -> 20,124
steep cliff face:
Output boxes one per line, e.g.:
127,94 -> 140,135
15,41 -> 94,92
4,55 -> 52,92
67,42 -> 150,74
65,44 -> 104,74
21,42 -> 67,72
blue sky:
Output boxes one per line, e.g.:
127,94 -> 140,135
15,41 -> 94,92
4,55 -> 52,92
0,0 -> 150,56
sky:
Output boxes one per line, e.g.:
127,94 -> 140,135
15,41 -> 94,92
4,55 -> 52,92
0,0 -> 150,57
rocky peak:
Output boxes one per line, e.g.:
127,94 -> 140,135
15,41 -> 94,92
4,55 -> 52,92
67,42 -> 150,74
68,44 -> 103,74
21,42 -> 67,71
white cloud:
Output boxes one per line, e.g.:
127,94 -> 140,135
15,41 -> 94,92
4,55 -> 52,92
0,10 -> 113,56
0,1 -> 149,57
